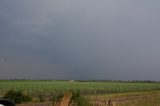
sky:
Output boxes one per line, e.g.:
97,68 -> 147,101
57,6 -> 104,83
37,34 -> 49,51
0,0 -> 160,80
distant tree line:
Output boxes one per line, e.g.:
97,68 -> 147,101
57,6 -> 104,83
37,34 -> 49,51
0,79 -> 159,83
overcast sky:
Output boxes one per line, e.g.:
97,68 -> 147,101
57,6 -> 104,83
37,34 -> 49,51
0,0 -> 160,80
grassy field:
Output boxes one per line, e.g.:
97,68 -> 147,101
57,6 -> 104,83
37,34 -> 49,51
1,80 -> 160,105
1,80 -> 160,96
89,91 -> 160,106
15,91 -> 160,106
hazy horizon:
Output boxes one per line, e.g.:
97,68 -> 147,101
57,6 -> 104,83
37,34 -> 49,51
1,0 -> 160,80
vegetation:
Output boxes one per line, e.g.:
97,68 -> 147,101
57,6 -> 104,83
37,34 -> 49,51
3,90 -> 32,104
89,91 -> 160,106
1,80 -> 160,97
53,91 -> 90,106
1,80 -> 160,105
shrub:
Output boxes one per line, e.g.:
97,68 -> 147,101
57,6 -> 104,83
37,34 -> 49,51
71,91 -> 90,106
38,94 -> 45,102
53,91 -> 90,106
3,90 -> 32,104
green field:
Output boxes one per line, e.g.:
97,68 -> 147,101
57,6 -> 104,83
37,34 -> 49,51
1,80 -> 160,105
0,80 -> 160,97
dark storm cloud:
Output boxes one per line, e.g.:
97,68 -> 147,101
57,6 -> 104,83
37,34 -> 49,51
1,0 -> 160,80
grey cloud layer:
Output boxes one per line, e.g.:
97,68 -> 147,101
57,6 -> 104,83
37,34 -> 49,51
0,0 -> 160,80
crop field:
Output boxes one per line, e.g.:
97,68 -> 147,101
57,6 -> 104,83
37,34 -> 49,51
1,80 -> 160,106
0,80 -> 160,96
